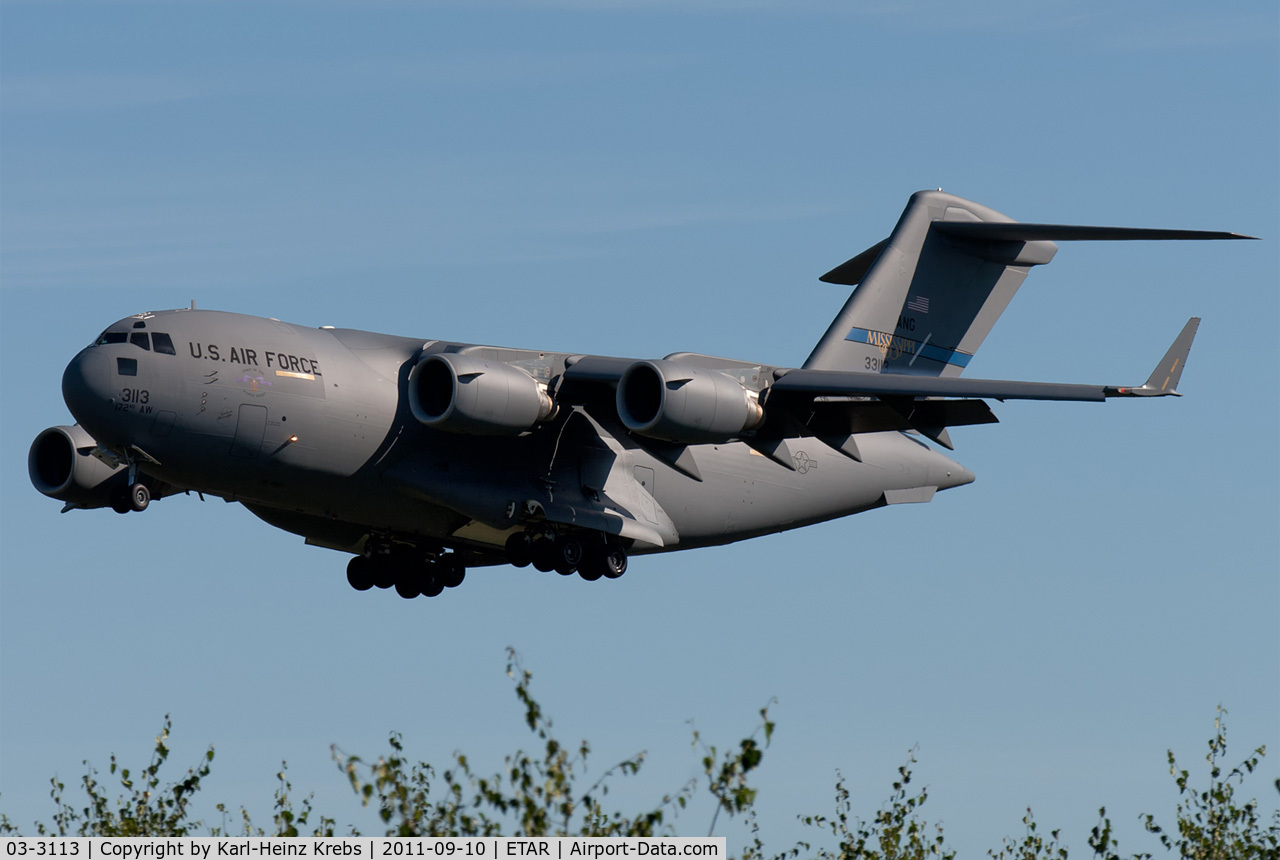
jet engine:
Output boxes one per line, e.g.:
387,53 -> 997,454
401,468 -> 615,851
408,353 -> 556,435
28,424 -> 129,509
616,360 -> 765,444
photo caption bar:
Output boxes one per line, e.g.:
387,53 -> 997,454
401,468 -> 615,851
1,838 -> 725,860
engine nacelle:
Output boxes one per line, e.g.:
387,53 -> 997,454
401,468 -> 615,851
28,425 -> 129,509
408,353 -> 556,436
616,360 -> 765,444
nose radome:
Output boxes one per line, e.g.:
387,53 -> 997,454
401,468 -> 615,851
61,348 -> 113,426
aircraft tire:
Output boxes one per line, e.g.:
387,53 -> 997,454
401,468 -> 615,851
505,533 -> 533,568
346,556 -> 374,591
416,560 -> 444,597
531,541 -> 558,573
602,547 -> 627,579
559,536 -> 584,568
577,546 -> 603,581
439,557 -> 465,588
130,483 -> 151,512
111,490 -> 132,514
370,558 -> 396,589
555,538 -> 581,575
394,578 -> 420,599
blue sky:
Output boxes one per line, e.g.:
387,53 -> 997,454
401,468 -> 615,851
2,0 -> 1277,852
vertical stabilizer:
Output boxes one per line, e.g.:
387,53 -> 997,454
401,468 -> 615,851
804,191 -> 1058,376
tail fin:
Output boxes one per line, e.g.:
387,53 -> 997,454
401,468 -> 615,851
803,190 -> 1251,376
804,191 -> 1047,376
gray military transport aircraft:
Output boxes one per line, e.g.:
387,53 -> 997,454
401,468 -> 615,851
30,191 -> 1252,598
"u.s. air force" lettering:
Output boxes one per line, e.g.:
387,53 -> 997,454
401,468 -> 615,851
187,342 -> 322,376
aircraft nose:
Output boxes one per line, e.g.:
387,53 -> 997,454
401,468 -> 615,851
61,347 -> 113,424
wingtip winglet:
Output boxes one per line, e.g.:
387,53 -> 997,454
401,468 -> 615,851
1109,317 -> 1200,397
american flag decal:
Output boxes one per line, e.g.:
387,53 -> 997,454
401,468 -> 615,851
907,295 -> 930,313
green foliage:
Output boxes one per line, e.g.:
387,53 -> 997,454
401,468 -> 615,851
798,749 -> 953,860
332,649 -> 762,839
4,667 -> 1277,859
32,715 -> 212,836
1089,707 -> 1279,860
988,810 -> 1068,860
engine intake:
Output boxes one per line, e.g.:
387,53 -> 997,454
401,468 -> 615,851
29,425 -> 129,509
616,360 -> 764,444
408,353 -> 556,436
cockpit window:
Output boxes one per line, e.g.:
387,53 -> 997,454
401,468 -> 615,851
130,332 -> 151,351
96,331 -> 128,345
151,332 -> 176,355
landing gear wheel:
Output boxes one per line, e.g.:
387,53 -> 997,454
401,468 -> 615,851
129,483 -> 151,512
579,543 -> 626,581
389,548 -> 426,598
552,537 -> 586,578
560,537 -> 584,568
419,560 -> 445,593
346,556 -> 374,591
111,490 -> 132,514
505,533 -> 533,568
370,557 -> 396,589
438,556 -> 466,589
531,540 -> 558,573
553,535 -> 583,576
601,546 -> 628,579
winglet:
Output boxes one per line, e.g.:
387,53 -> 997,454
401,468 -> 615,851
1106,317 -> 1200,397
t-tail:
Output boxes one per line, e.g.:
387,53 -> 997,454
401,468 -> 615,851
804,190 -> 1252,376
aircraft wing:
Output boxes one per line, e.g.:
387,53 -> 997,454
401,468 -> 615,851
559,318 -> 1199,456
751,318 -> 1199,450
770,316 -> 1199,403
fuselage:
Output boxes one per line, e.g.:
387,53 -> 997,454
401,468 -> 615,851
52,308 -> 974,566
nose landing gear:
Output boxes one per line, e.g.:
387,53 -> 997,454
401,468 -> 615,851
110,481 -> 152,513
108,448 -> 160,514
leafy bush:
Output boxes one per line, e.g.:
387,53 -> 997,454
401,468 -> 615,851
3,653 -> 1276,859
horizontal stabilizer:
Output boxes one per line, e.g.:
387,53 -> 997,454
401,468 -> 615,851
934,222 -> 1257,242
804,191 -> 1249,377
819,238 -> 889,285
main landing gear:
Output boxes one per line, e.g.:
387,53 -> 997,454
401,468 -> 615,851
346,545 -> 466,599
504,529 -> 628,582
